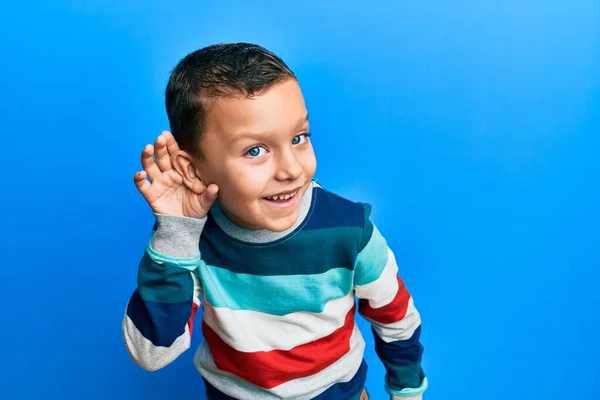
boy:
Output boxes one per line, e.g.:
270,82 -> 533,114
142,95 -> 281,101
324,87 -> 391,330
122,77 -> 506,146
122,43 -> 427,400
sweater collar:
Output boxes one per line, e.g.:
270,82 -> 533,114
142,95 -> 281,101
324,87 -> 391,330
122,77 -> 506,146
210,181 -> 316,244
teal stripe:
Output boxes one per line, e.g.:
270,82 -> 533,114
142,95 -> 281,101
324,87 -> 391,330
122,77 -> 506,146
138,252 -> 195,303
383,362 -> 426,395
198,263 -> 354,315
354,225 -> 389,286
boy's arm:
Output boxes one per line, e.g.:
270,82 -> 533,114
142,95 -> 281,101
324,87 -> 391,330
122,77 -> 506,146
354,205 -> 428,399
122,214 -> 205,371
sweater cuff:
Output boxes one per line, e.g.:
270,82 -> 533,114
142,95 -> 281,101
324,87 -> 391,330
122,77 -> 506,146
392,395 -> 422,400
388,377 -> 428,400
148,214 -> 206,266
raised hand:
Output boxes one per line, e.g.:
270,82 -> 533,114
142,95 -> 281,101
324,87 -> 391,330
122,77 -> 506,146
133,131 -> 219,219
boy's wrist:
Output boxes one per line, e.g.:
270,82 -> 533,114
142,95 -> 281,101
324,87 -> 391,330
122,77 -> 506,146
150,213 -> 206,257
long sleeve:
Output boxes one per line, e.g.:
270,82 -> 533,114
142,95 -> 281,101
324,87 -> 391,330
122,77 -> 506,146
354,205 -> 428,399
122,213 -> 206,371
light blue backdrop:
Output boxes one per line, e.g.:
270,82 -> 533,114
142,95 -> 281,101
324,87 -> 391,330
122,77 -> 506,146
2,1 -> 599,399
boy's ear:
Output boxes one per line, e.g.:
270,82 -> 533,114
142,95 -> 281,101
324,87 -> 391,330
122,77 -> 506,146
171,150 -> 207,194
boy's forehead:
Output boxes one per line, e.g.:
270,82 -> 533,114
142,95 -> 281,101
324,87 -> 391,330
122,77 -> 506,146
229,113 -> 309,144
205,80 -> 307,139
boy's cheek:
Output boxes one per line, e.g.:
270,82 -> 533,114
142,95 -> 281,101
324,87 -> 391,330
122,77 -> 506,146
300,146 -> 317,172
219,171 -> 267,203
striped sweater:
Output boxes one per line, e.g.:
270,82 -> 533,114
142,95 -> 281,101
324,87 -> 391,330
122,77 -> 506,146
122,182 -> 427,399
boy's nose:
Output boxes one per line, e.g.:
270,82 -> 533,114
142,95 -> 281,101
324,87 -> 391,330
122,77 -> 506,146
274,151 -> 303,181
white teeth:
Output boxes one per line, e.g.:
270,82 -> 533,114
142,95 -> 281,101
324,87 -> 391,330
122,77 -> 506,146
267,190 -> 297,201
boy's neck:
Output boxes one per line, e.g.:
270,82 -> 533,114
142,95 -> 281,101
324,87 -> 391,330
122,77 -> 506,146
210,181 -> 315,243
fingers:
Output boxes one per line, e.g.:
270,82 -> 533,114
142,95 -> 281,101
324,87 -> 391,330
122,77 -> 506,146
133,170 -> 151,195
198,184 -> 219,211
163,131 -> 180,154
153,133 -> 172,172
141,144 -> 162,182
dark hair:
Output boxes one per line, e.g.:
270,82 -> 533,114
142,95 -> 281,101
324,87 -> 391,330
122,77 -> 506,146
165,42 -> 296,156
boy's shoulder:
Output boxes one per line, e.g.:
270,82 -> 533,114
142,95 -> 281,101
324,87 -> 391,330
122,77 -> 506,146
304,182 -> 372,232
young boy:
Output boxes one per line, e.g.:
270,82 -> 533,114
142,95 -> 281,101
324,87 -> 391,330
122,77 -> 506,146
122,43 -> 427,400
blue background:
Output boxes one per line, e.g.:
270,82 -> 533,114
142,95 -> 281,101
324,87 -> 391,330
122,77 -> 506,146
2,1 -> 599,399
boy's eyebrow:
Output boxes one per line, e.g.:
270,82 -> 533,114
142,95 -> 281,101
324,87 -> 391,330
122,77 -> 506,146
294,113 -> 309,130
232,113 -> 309,143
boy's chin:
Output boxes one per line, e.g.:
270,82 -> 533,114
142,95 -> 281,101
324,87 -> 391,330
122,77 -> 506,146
260,214 -> 299,232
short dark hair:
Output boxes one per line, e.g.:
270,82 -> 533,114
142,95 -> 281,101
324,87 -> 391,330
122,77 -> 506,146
165,42 -> 296,156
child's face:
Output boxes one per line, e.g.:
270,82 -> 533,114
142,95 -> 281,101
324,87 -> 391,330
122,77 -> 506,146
198,79 -> 316,232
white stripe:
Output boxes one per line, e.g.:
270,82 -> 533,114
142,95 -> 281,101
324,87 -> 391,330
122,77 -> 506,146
203,293 -> 355,352
355,248 -> 399,308
194,324 -> 366,400
366,297 -> 422,343
122,312 -> 191,371
191,272 -> 203,296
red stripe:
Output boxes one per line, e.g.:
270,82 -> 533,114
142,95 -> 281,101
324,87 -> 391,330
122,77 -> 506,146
188,300 -> 199,335
359,276 -> 410,325
202,304 -> 356,389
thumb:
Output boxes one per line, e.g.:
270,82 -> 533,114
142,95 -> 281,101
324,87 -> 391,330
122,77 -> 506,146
198,184 -> 219,211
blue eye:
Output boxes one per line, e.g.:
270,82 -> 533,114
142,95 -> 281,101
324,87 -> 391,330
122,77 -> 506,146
292,133 -> 310,145
247,146 -> 265,158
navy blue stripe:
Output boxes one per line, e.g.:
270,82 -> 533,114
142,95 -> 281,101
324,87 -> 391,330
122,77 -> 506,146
358,203 -> 373,252
199,188 -> 367,276
372,325 -> 425,390
313,359 -> 368,399
203,359 -> 368,400
301,187 -> 365,231
373,325 -> 424,365
126,289 -> 192,347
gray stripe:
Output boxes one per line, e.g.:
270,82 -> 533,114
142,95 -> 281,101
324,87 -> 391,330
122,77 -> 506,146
210,181 -> 317,244
371,299 -> 422,343
122,312 -> 191,371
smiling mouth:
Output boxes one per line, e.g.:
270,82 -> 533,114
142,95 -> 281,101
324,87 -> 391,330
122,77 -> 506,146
263,186 -> 302,203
